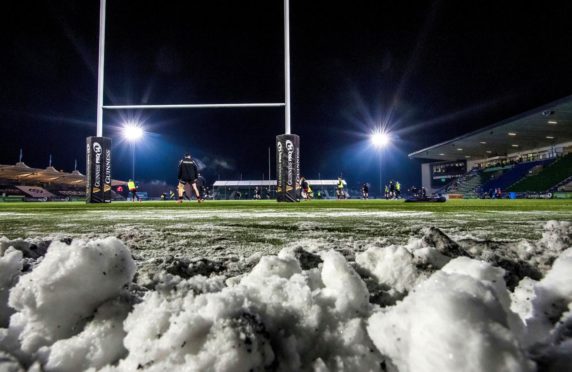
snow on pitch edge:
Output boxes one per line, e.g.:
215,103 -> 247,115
0,221 -> 571,371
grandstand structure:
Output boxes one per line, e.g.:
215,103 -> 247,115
0,162 -> 126,201
409,95 -> 572,198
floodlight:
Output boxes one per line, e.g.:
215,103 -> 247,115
370,129 -> 391,198
122,122 -> 145,180
122,123 -> 144,142
371,131 -> 390,148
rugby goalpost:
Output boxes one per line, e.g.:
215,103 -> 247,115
87,0 -> 300,203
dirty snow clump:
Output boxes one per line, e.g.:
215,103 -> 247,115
0,248 -> 23,328
508,247 -> 572,370
108,249 -> 381,371
356,245 -> 423,294
367,257 -> 533,372
38,298 -> 132,372
538,220 -> 572,253
1,237 -> 135,357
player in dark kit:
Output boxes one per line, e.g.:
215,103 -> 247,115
361,183 -> 369,200
196,173 -> 207,199
300,176 -> 311,200
254,186 -> 261,200
389,180 -> 395,199
177,153 -> 203,203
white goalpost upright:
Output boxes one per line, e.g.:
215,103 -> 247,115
87,0 -> 298,203
95,0 -> 106,138
283,0 -> 291,135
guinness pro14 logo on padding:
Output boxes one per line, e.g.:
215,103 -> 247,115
276,134 -> 300,202
86,136 -> 112,203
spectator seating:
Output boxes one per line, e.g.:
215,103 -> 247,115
480,159 -> 554,193
508,154 -> 572,192
557,179 -> 572,192
442,171 -> 484,198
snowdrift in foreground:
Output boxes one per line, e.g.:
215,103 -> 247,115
0,221 -> 571,371
0,237 -> 135,370
367,258 -> 532,372
109,250 -> 380,371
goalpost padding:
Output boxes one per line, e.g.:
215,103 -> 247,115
276,134 -> 300,202
86,136 -> 112,203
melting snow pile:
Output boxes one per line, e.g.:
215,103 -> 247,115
0,221 -> 571,371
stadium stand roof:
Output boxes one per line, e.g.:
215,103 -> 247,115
0,162 -> 126,187
409,95 -> 572,161
213,180 -> 345,187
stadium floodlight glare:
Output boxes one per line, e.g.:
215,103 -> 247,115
370,129 -> 391,198
122,123 -> 144,142
122,122 -> 144,180
371,131 -> 391,148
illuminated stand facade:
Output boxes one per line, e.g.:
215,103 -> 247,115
87,0 -> 298,203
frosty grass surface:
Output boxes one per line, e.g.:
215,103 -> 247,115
0,201 -> 571,371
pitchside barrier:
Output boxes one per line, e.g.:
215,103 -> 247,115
447,194 -> 464,199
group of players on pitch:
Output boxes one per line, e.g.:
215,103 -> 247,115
300,177 -> 372,201
300,176 -> 349,200
127,152 -> 404,202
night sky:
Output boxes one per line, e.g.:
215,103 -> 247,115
2,0 -> 572,191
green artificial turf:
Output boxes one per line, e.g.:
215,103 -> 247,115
1,198 -> 571,212
1,199 -> 570,258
